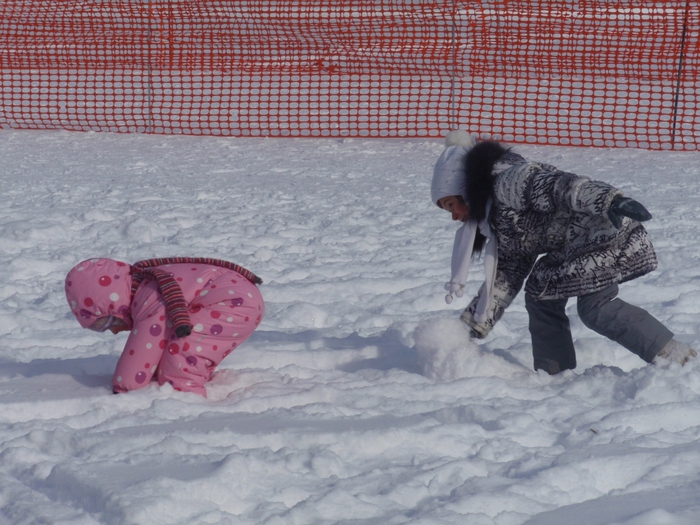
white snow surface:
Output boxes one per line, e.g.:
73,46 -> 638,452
1,129 -> 700,525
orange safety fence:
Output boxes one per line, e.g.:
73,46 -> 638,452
1,0 -> 698,149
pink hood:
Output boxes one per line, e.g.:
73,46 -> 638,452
65,258 -> 134,329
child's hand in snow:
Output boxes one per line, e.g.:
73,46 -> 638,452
459,304 -> 493,339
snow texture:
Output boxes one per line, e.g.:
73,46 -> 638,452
1,129 -> 700,525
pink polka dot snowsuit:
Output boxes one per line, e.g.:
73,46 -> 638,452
65,258 -> 264,396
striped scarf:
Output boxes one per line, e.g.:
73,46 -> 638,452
130,257 -> 262,338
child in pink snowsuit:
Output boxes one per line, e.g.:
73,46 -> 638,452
65,257 -> 265,397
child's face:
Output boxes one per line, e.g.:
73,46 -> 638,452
438,195 -> 470,222
107,318 -> 130,334
89,316 -> 130,334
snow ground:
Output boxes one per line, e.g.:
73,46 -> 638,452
1,129 -> 700,525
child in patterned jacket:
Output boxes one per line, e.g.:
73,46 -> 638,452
431,130 -> 696,374
65,257 -> 264,396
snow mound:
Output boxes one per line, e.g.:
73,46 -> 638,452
414,317 -> 520,381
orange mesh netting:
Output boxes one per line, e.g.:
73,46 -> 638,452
1,0 -> 698,149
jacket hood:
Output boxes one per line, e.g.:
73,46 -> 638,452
65,258 -> 134,329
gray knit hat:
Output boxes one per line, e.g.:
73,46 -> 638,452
431,130 -> 477,206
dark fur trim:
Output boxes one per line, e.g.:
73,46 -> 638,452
464,141 -> 510,255
473,231 -> 487,255
464,140 -> 510,222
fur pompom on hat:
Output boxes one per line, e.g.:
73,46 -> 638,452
431,130 -> 477,206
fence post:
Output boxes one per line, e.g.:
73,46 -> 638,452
450,0 -> 457,131
146,0 -> 154,134
671,0 -> 691,148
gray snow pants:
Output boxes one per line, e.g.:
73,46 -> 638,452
525,284 -> 674,374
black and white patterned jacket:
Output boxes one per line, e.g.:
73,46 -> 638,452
459,141 -> 658,338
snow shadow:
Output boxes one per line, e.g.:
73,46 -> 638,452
247,328 -> 422,375
522,482 -> 700,525
0,355 -> 117,401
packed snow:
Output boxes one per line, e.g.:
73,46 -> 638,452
1,129 -> 699,525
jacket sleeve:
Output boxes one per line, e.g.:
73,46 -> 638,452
494,162 -> 622,217
460,252 -> 536,339
112,283 -> 169,392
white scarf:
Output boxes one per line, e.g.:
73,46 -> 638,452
444,200 -> 498,324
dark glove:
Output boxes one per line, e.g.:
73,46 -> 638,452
175,324 -> 192,338
608,196 -> 652,229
